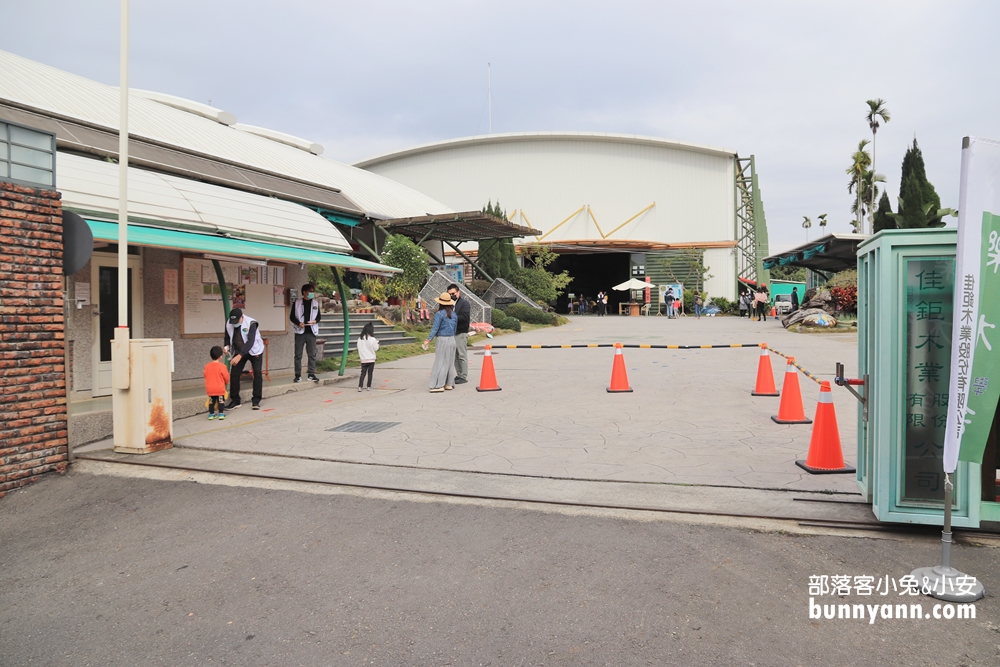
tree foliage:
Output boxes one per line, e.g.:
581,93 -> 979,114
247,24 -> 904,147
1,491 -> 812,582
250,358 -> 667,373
769,264 -> 806,282
308,265 -> 342,297
892,139 -> 945,229
510,243 -> 572,304
477,201 -> 519,281
873,191 -> 895,233
380,233 -> 429,299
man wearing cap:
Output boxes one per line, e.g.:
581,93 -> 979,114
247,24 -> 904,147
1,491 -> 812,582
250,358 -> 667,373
447,283 -> 471,385
223,307 -> 265,410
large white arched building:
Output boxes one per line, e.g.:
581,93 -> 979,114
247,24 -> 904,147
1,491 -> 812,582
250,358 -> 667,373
357,132 -> 769,305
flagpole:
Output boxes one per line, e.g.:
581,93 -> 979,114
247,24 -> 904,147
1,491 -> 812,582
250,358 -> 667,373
118,0 -> 129,329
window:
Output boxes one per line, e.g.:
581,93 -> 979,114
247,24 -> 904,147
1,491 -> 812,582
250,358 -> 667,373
0,122 -> 56,188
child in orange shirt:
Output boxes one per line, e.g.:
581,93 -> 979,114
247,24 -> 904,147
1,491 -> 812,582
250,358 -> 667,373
204,346 -> 230,420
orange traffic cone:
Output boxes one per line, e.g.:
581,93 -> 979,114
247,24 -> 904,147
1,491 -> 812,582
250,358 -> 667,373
796,381 -> 856,474
751,343 -> 780,396
771,356 -> 812,424
770,305 -> 777,317
607,342 -> 633,393
476,344 -> 502,392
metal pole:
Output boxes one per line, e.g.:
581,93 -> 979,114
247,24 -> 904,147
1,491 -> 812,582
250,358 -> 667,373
909,472 -> 985,601
117,0 -> 129,330
211,259 -> 231,370
488,62 -> 492,135
332,267 -> 350,377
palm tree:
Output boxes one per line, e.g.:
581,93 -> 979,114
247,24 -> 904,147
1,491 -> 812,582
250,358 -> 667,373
818,213 -> 828,234
866,99 -> 890,234
802,215 -> 812,241
846,139 -> 872,232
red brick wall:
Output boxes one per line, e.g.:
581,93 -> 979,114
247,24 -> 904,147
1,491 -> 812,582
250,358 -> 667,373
0,180 -> 68,498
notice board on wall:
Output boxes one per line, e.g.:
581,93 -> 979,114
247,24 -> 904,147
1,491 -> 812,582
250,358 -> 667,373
181,256 -> 287,336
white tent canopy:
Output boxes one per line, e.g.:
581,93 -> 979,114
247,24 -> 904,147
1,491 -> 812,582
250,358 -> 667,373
612,278 -> 656,291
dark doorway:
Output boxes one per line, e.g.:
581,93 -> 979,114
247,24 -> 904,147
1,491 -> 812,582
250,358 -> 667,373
98,266 -> 134,362
551,252 -> 630,314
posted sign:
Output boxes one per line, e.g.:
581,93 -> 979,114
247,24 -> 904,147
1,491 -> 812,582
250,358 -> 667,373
944,137 -> 1000,474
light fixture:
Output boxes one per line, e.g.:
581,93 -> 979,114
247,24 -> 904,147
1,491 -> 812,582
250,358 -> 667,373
203,253 -> 267,267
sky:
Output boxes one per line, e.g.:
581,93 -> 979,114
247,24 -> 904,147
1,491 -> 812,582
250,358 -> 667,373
5,1 -> 1000,252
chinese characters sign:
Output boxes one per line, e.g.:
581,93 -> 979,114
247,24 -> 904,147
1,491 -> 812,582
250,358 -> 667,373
905,258 -> 955,501
945,136 -> 1000,474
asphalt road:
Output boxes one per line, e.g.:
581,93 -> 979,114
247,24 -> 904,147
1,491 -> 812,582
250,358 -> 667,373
2,468 -> 998,667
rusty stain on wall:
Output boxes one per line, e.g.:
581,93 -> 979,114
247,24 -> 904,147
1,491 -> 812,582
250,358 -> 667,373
145,397 -> 172,450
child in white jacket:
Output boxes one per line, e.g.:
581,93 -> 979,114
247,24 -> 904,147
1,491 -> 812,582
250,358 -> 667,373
357,322 -> 379,391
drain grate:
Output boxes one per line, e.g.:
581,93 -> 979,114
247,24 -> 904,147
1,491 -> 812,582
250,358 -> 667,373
327,421 -> 401,433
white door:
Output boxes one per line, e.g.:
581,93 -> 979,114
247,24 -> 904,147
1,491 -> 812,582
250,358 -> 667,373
91,253 -> 143,397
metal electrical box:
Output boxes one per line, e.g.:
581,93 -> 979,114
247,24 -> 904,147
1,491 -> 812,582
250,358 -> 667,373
113,338 -> 175,454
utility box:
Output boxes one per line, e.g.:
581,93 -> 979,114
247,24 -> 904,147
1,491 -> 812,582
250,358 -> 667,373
113,338 -> 175,454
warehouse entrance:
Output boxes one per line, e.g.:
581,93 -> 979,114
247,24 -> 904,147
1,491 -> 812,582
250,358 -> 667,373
550,252 -> 631,314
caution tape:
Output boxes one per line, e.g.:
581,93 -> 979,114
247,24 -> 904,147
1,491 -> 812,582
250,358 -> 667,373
484,343 -> 762,350
766,346 -> 824,386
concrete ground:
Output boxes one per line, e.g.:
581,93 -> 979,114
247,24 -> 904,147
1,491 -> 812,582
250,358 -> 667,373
1,467 -> 997,667
81,314 -> 862,494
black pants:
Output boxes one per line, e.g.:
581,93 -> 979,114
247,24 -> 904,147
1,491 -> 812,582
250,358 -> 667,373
359,362 -> 375,388
230,353 -> 263,405
208,396 -> 225,414
294,330 -> 317,377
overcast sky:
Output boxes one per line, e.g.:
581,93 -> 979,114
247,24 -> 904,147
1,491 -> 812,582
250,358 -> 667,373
6,1 -> 1000,251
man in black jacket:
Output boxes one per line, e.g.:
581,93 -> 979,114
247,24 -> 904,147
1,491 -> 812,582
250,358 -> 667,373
448,283 -> 471,384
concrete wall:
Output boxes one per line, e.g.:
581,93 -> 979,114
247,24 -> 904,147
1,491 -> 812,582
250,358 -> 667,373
66,247 -> 307,400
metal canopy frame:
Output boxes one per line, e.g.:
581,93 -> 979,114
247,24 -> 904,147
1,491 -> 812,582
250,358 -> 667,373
374,211 -> 541,282
735,155 -> 770,287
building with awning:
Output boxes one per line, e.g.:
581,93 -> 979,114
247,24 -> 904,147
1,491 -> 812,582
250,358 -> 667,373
0,49 -> 452,409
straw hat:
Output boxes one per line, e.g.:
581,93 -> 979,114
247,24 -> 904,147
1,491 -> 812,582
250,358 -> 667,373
435,292 -> 455,306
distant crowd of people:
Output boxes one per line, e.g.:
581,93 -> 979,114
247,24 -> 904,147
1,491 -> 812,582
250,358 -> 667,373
738,285 -> 799,321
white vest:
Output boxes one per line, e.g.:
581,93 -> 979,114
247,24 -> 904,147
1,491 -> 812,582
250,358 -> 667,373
293,298 -> 319,335
226,314 -> 265,357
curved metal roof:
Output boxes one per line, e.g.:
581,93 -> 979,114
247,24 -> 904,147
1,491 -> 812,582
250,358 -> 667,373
0,49 -> 450,220
355,131 -> 737,168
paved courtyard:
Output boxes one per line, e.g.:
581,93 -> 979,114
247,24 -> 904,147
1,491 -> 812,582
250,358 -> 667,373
84,314 -> 861,494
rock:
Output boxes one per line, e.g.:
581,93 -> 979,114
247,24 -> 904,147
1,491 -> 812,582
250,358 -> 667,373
801,289 -> 837,313
802,312 -> 838,328
781,307 -> 828,329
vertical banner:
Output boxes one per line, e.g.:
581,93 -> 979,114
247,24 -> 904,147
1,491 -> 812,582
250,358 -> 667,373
944,137 -> 1000,474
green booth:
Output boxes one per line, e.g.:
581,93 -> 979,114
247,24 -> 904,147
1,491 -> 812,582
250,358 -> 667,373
856,228 -> 1000,527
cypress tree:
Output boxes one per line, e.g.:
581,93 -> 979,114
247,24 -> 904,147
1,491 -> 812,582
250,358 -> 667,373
873,191 -> 894,232
896,138 -> 943,229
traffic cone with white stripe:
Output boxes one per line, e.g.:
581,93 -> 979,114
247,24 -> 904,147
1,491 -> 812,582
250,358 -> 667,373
607,342 -> 633,393
796,381 -> 855,474
751,343 -> 780,396
476,344 -> 502,392
771,356 -> 812,424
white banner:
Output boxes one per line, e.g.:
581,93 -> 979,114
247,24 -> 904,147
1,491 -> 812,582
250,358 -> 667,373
944,136 -> 1000,474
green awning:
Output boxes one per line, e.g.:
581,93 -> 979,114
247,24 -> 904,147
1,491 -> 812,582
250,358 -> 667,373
86,219 -> 399,274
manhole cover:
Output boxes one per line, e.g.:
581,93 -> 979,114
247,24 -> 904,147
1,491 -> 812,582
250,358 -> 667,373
327,421 -> 401,433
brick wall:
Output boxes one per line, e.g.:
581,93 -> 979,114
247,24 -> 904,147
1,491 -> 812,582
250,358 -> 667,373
0,180 -> 67,498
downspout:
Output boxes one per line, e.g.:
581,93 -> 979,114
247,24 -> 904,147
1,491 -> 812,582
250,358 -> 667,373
211,259 -> 232,370
332,266 -> 349,377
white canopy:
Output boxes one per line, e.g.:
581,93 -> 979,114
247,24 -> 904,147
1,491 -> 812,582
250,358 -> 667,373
612,278 -> 655,291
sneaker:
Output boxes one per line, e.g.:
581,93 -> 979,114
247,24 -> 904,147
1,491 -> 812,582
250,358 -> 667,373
208,414 -> 216,420
454,377 -> 468,384
293,376 -> 302,383
218,414 -> 226,420
308,374 -> 320,383
367,387 -> 372,391
252,404 -> 261,410
226,401 -> 241,410
358,387 -> 363,392
444,385 -> 454,391
430,387 -> 445,393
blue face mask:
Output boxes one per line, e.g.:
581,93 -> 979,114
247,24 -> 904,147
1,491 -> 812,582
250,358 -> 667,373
307,292 -> 316,300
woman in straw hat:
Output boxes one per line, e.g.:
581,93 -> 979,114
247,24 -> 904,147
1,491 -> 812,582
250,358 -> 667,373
422,292 -> 458,392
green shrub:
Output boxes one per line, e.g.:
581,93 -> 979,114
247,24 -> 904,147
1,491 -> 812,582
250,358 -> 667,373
504,302 -> 556,325
491,309 -> 507,326
709,296 -> 739,315
500,315 -> 521,331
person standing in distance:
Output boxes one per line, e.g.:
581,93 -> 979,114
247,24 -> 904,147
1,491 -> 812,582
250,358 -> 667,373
448,283 -> 471,385
791,286 -> 800,312
290,282 -> 322,383
224,307 -> 265,410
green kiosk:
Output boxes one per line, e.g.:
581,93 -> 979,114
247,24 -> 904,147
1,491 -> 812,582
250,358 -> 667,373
855,228 -> 1000,528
